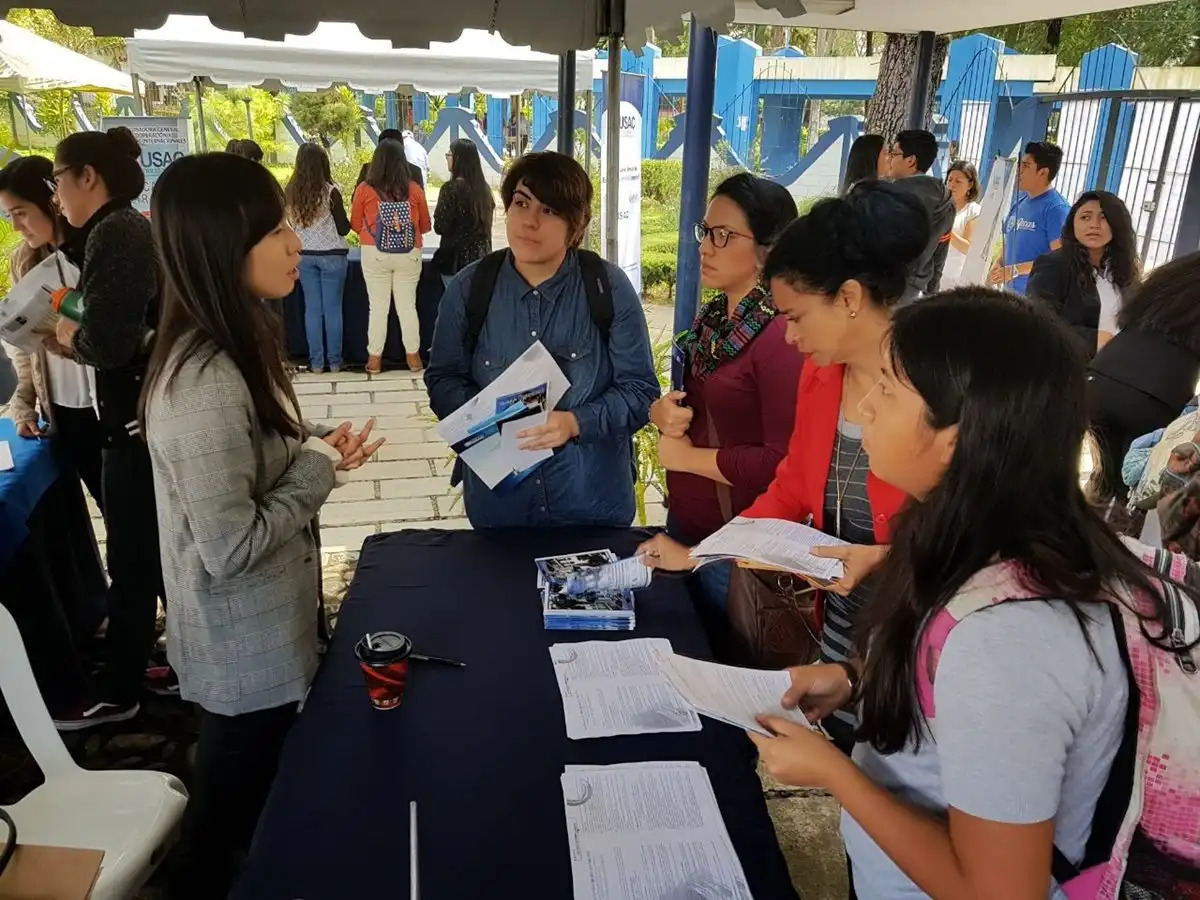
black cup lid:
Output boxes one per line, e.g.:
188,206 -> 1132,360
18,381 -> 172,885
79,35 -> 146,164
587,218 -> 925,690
355,631 -> 412,664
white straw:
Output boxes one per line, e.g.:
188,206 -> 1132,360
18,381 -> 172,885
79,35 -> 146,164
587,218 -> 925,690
365,633 -> 373,651
410,801 -> 419,900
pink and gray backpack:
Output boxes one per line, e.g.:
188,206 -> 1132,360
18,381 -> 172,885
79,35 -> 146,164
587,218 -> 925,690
917,537 -> 1200,899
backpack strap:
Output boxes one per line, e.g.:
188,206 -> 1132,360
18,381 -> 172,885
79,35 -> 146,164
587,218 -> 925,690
466,249 -> 614,355
465,250 -> 509,354
575,249 -> 614,344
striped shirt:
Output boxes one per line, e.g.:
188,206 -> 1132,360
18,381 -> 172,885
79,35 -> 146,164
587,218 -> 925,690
821,415 -> 876,727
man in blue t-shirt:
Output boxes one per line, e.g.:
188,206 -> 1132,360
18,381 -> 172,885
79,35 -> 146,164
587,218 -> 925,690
989,141 -> 1071,294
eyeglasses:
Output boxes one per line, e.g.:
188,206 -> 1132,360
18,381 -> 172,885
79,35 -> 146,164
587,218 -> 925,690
693,222 -> 753,249
43,166 -> 73,193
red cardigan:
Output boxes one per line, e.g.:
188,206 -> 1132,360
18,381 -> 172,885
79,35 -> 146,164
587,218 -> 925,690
743,359 -> 908,541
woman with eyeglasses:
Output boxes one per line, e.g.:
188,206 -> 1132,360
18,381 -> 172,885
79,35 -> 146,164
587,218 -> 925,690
637,173 -> 801,633
433,138 -> 494,288
641,182 -> 930,752
44,126 -> 166,731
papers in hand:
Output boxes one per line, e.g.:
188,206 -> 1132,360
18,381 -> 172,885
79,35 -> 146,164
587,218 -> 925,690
0,252 -> 79,353
562,761 -> 753,900
549,638 -> 700,739
691,516 -> 850,583
433,341 -> 569,491
537,550 -> 636,631
658,653 -> 817,737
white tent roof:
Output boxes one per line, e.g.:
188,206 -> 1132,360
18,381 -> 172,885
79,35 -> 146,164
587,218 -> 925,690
128,16 -> 595,94
3,0 -> 1170,53
0,19 -> 132,93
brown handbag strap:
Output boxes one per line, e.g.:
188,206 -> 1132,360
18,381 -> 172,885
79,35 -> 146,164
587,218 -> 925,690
705,403 -> 735,524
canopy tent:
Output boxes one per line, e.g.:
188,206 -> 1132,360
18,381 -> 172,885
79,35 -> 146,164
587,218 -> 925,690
127,16 -> 595,95
1,0 -> 1169,53
0,19 -> 132,93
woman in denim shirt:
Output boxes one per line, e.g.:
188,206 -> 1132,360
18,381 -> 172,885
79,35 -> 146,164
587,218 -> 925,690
426,152 -> 658,528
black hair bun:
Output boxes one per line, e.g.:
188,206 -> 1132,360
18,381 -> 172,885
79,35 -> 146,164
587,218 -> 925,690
106,125 -> 142,160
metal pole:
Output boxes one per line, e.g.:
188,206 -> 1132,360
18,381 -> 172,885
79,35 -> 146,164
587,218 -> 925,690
557,51 -> 576,157
1094,98 -> 1124,192
604,34 -> 621,264
244,97 -> 254,140
1142,98 -> 1183,263
193,77 -> 208,151
672,17 -> 717,366
130,74 -> 145,115
906,31 -> 937,131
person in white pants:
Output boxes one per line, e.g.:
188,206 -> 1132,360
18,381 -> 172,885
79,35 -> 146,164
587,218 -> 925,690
351,138 -> 431,373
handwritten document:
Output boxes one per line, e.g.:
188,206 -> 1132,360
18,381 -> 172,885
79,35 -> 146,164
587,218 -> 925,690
550,639 -> 700,739
691,516 -> 850,582
658,653 -> 817,738
562,761 -> 753,900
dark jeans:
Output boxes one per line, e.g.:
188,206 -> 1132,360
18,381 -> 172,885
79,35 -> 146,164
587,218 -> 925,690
299,253 -> 348,371
97,436 -> 164,705
666,513 -> 734,659
50,403 -> 105,514
170,702 -> 298,900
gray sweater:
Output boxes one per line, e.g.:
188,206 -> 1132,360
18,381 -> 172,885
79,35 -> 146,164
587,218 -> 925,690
145,347 -> 342,715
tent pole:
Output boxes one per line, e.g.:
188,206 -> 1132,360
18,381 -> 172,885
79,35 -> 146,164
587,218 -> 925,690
130,74 -> 145,115
193,77 -> 209,151
906,31 -> 937,131
673,16 -> 717,354
556,51 -> 576,157
603,33 -> 621,264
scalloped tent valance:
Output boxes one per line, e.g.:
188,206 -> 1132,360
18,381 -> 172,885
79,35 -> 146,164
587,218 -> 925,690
127,18 -> 597,95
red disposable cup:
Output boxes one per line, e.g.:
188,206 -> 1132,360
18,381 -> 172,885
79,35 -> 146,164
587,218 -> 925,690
354,631 -> 413,710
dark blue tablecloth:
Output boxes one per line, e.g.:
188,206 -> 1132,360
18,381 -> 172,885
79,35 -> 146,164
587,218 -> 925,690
234,528 -> 799,900
281,248 -> 446,369
0,417 -> 59,570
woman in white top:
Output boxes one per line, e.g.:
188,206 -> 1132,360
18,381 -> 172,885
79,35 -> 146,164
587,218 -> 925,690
939,161 -> 982,290
0,156 -> 103,508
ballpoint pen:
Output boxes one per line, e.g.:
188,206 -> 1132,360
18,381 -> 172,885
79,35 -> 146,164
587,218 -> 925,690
410,652 -> 466,668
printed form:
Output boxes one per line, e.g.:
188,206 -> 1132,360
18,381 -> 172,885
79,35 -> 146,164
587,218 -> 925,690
549,639 -> 700,739
561,761 -> 753,900
691,516 -> 850,582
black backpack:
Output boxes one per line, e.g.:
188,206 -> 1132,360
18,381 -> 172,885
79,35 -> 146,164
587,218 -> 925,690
465,249 -> 614,352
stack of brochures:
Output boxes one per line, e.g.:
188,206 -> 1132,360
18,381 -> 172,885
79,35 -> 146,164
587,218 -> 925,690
536,550 -> 636,631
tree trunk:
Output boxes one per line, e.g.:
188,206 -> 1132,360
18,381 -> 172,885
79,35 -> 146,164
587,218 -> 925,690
865,33 -> 950,140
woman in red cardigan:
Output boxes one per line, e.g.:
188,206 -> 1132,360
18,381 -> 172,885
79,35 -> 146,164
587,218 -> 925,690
641,181 -> 932,752
652,173 -> 802,630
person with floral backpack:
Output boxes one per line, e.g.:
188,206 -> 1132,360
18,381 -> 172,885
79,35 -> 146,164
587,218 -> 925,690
351,137 -> 431,374
749,290 -> 1200,900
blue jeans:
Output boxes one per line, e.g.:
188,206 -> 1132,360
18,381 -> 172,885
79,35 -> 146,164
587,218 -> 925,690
299,254 -> 348,371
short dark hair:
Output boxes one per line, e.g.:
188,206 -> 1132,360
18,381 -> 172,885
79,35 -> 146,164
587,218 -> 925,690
55,126 -> 145,204
895,130 -> 938,173
946,160 -> 980,202
763,180 -> 931,310
501,152 -> 592,248
1025,141 -> 1064,181
710,172 -> 798,246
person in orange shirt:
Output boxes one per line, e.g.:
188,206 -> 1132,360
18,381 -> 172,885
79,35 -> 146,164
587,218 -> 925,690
351,138 -> 431,373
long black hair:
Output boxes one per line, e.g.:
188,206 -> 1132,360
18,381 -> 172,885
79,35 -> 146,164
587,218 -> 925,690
55,126 -> 145,204
856,289 -> 1190,753
139,153 -> 298,440
711,172 -> 798,247
764,180 -> 930,309
1116,251 -> 1200,355
365,138 -> 411,201
0,155 -> 75,279
843,134 -> 884,194
447,138 -> 494,234
1063,190 -> 1140,295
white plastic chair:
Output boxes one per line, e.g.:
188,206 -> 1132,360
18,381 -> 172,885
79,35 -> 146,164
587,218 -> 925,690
0,602 -> 187,899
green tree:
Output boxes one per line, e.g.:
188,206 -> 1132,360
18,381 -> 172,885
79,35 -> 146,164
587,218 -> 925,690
202,88 -> 286,157
964,3 -> 1200,66
290,87 -> 362,147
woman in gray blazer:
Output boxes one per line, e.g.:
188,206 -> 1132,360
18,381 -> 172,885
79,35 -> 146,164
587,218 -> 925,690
140,153 -> 382,900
